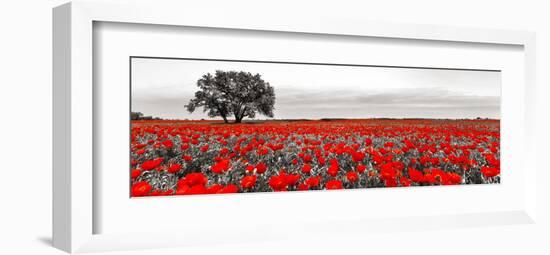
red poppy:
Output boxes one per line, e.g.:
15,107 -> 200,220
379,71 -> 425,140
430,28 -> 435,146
256,162 -> 267,174
176,184 -> 207,195
188,185 -> 207,195
219,184 -> 239,193
167,164 -> 182,173
181,143 -> 190,150
400,177 -> 411,187
365,138 -> 372,146
380,163 -> 398,181
176,183 -> 190,194
327,160 -> 339,177
356,164 -> 367,173
206,184 -> 224,194
179,172 -> 208,187
431,168 -> 447,184
131,181 -> 152,197
351,151 -> 365,162
306,176 -> 321,188
318,156 -> 326,166
297,183 -> 309,191
135,143 -> 147,149
481,166 -> 500,178
302,164 -> 312,174
245,165 -> 255,173
240,175 -> 257,189
131,169 -> 141,179
211,159 -> 231,174
408,168 -> 424,183
162,139 -> 173,149
385,178 -> 397,187
326,180 -> 343,190
258,147 -> 269,156
346,171 -> 359,183
423,173 -> 436,184
268,175 -> 287,191
140,157 -> 163,170
446,172 -> 462,185
303,154 -> 313,163
285,174 -> 301,186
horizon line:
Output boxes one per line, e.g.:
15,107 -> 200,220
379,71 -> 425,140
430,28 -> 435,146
132,117 -> 501,121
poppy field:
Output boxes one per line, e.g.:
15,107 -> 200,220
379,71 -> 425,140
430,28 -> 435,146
130,119 -> 500,197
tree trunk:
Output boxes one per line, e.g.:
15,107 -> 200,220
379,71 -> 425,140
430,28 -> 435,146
221,114 -> 228,123
235,114 -> 243,123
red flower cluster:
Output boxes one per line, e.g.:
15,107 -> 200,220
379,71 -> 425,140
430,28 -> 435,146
130,119 -> 500,197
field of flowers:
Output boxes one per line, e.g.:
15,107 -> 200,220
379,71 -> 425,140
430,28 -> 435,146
130,119 -> 500,197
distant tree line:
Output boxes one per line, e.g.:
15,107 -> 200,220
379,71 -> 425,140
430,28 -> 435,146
131,112 -> 161,120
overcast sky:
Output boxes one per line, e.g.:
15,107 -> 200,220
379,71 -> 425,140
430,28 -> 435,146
131,58 -> 501,120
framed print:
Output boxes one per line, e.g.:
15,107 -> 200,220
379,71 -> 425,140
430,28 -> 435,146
128,57 -> 501,197
53,0 -> 537,253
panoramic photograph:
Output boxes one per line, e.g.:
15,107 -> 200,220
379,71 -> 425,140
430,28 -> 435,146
129,57 -> 501,197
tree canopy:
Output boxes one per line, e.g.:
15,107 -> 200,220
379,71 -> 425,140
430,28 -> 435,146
186,70 -> 276,123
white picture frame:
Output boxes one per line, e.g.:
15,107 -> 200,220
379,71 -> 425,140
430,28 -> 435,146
53,0 -> 537,253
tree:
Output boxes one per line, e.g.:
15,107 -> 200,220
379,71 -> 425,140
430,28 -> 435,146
131,111 -> 144,120
186,70 -> 276,123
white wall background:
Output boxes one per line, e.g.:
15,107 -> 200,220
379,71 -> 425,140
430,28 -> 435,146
0,0 -> 548,254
